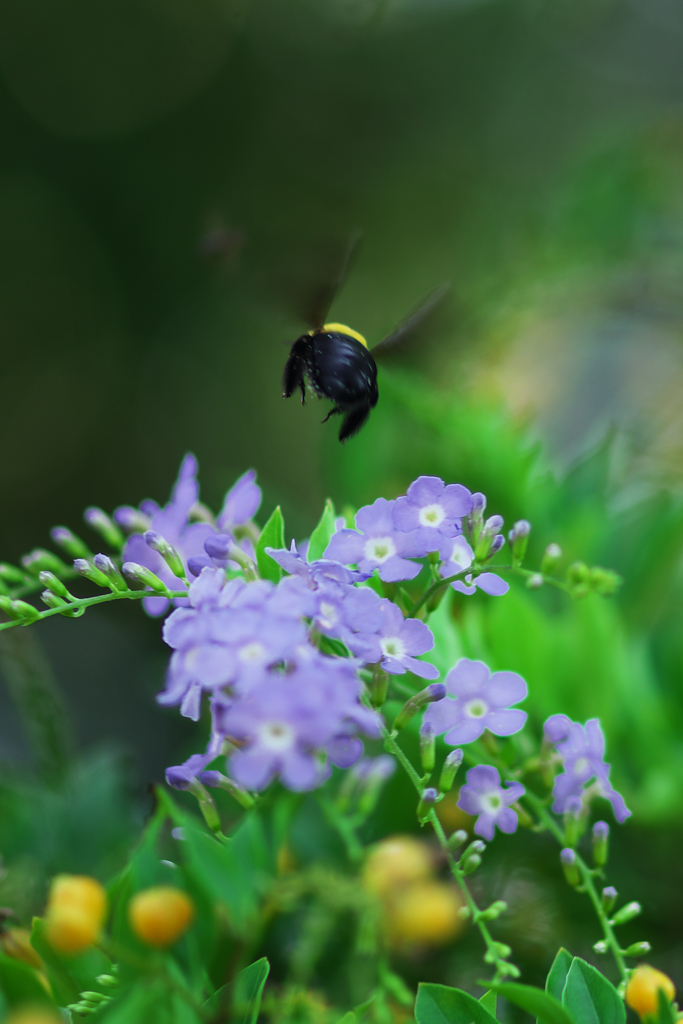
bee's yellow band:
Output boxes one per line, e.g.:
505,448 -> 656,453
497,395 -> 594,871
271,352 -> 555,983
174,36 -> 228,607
322,323 -> 368,349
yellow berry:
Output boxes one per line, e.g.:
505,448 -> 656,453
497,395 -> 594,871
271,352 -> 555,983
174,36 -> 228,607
48,875 -> 106,924
626,965 -> 676,1019
128,887 -> 195,947
0,927 -> 44,970
386,880 -> 465,946
45,905 -> 100,954
5,1007 -> 61,1024
362,835 -> 434,898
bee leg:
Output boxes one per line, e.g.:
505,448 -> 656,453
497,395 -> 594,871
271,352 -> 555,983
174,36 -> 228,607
338,403 -> 372,443
282,340 -> 307,403
321,406 -> 342,424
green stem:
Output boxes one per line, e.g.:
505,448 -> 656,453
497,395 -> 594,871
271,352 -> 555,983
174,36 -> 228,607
0,588 -> 190,632
408,564 -> 571,619
523,791 -> 627,983
382,729 -> 507,978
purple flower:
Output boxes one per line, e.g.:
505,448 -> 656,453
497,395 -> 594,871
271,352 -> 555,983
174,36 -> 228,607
265,542 -> 370,592
345,597 -> 439,679
165,727 -> 224,790
392,476 -> 472,556
545,716 -> 631,823
422,658 -> 527,744
440,537 -> 509,597
324,498 -> 431,582
216,470 -> 261,533
457,765 -> 525,840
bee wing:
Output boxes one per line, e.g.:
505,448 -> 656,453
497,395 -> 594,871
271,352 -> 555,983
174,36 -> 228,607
304,231 -> 363,329
371,283 -> 450,358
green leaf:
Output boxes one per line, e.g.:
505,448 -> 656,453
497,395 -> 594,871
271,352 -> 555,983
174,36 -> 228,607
0,952 -> 55,1008
307,498 -> 337,562
255,506 -> 285,582
337,1015 -> 357,1024
562,958 -> 625,1024
654,986 -> 677,1024
479,989 -> 497,1015
546,949 -> 573,1003
415,983 -> 498,1024
29,917 -> 81,1005
492,982 -> 575,1024
233,957 -> 270,1024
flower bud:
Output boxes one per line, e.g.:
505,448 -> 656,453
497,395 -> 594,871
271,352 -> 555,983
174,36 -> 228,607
477,900 -> 507,922
50,527 -> 93,560
626,965 -> 676,1020
165,769 -> 221,831
40,591 -> 80,618
122,562 -> 170,595
593,940 -> 608,954
484,941 -> 513,963
567,560 -> 590,585
465,493 -> 487,542
541,543 -> 562,575
447,829 -> 468,852
624,942 -> 651,958
21,549 -> 68,577
0,563 -> 26,584
592,820 -> 609,867
114,506 -> 152,533
438,750 -> 464,793
588,566 -> 622,597
602,886 -> 618,913
563,796 -> 584,848
417,787 -> 438,821
144,531 -> 186,581
393,683 -> 446,731
420,724 -> 436,773
128,887 -> 195,947
474,515 -> 504,562
461,853 -> 481,875
0,598 -> 41,623
84,507 -> 124,551
489,534 -> 505,557
560,848 -> 580,886
612,901 -> 642,926
526,573 -> 544,590
204,533 -> 232,560
95,974 -> 119,988
38,571 -> 71,599
93,554 -> 127,592
508,520 -> 531,565
73,558 -> 111,589
199,771 -> 255,810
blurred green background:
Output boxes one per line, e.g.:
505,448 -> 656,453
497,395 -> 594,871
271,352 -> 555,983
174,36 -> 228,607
1,0 -> 683,1010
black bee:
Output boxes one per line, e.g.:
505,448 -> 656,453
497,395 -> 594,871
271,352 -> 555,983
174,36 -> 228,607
281,240 -> 448,442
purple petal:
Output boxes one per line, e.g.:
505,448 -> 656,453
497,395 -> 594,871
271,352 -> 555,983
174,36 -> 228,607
486,671 -> 528,708
503,780 -> 526,804
355,497 -> 395,535
327,735 -> 363,768
344,587 -> 383,632
605,787 -> 631,823
391,498 -> 421,533
464,764 -> 501,791
346,634 -> 382,661
143,595 -> 171,617
399,617 -> 435,656
440,484 -> 473,518
451,580 -> 478,596
406,476 -> 445,505
402,656 -> 440,680
230,748 -> 276,791
496,807 -> 519,834
475,573 -> 509,596
445,659 -> 490,698
544,714 -> 572,744
381,656 -> 407,675
585,719 -> 606,760
218,470 -> 261,529
324,530 -> 365,565
377,555 -> 422,583
443,718 -> 485,745
180,682 -> 202,721
281,749 -> 329,791
455,788 -> 483,818
422,698 -> 462,737
483,712 -> 528,737
472,813 -> 496,841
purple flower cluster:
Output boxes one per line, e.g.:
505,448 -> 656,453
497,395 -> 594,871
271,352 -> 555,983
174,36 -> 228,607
457,765 -> 525,840
163,567 -> 382,792
544,714 -> 631,823
115,455 -> 261,616
323,476 -> 507,597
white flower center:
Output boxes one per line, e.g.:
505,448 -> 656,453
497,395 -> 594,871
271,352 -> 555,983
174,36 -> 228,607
318,601 -> 338,630
238,641 -> 267,663
364,536 -> 396,564
419,503 -> 446,527
464,698 -> 489,719
258,720 -> 295,752
184,646 -> 202,672
380,636 -> 407,659
480,792 -> 503,816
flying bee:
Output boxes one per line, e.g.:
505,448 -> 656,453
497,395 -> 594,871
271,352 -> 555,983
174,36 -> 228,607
281,238 -> 449,442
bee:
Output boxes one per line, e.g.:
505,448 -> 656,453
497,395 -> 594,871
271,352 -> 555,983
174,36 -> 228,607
281,238 -> 448,442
